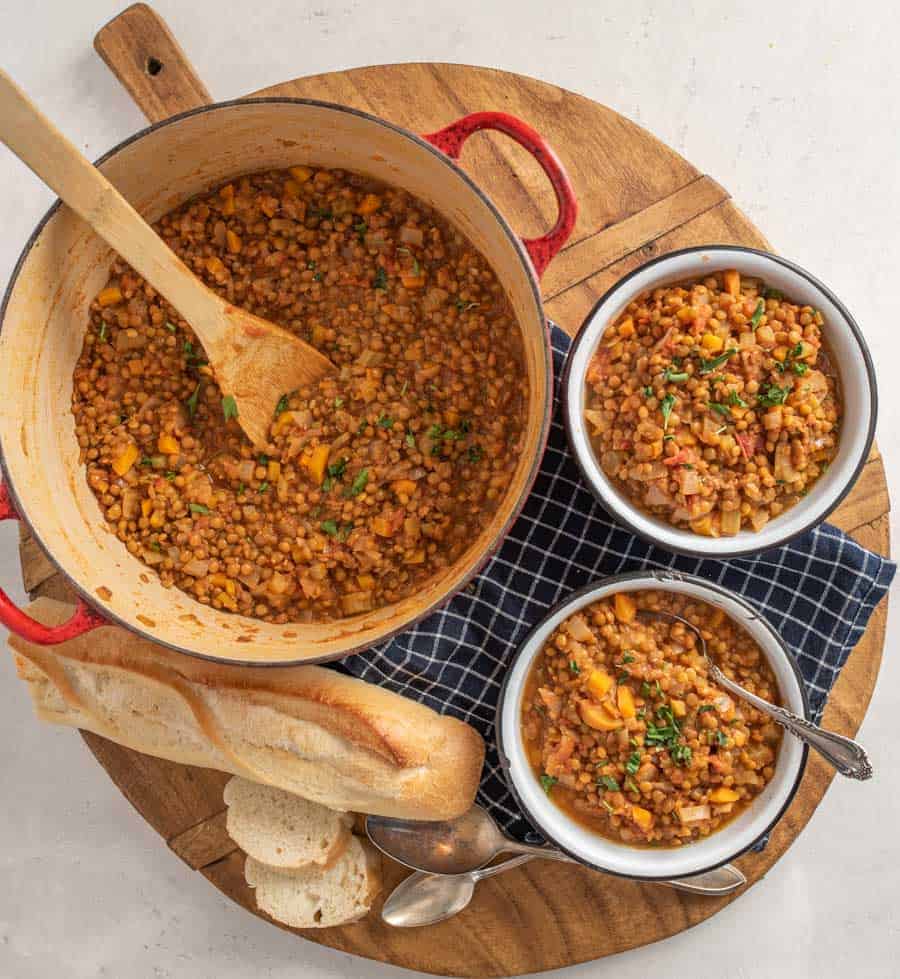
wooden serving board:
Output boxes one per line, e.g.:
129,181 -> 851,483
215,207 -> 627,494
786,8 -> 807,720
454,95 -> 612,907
16,4 -> 891,976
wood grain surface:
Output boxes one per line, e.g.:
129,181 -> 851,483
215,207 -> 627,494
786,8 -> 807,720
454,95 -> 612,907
13,4 -> 891,976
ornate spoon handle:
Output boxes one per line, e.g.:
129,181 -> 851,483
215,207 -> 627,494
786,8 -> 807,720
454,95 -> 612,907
709,665 -> 873,780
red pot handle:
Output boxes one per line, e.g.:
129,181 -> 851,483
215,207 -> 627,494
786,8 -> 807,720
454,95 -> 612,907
423,111 -> 578,279
0,481 -> 107,644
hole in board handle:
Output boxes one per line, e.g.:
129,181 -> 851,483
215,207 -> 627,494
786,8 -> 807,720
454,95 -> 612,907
146,57 -> 163,76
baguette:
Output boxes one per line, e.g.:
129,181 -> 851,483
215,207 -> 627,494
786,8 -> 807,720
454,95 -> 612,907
9,597 -> 484,820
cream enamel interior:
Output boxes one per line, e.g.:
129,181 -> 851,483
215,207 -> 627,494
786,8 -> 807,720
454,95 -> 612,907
0,100 -> 551,663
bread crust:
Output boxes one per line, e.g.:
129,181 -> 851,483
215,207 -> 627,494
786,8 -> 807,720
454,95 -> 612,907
10,597 -> 485,820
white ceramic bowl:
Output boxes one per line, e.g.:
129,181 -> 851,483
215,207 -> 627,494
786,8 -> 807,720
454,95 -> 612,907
496,571 -> 809,880
562,246 -> 877,558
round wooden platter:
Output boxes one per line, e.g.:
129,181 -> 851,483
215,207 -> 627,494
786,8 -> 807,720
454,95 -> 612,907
15,4 -> 891,976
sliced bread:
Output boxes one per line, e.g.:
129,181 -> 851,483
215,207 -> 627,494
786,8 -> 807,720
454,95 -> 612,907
245,835 -> 381,928
223,777 -> 354,870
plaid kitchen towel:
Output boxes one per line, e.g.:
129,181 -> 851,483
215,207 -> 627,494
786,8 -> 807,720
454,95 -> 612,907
342,323 -> 896,838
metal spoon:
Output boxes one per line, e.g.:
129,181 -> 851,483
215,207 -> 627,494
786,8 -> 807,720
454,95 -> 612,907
367,804 -> 746,889
636,608 -> 873,779
382,853 -> 746,928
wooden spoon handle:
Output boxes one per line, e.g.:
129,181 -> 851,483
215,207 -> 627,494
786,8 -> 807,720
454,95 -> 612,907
0,67 -> 218,335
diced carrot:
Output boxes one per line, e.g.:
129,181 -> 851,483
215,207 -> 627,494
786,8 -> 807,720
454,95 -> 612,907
617,685 -> 636,718
140,499 -> 152,518
400,274 -> 426,290
219,184 -> 236,215
579,702 -> 622,731
587,670 -> 613,698
392,479 -> 417,497
614,592 -> 636,624
300,444 -> 330,485
357,574 -> 375,591
700,333 -> 724,352
225,229 -> 242,254
112,442 -> 139,476
709,787 -> 740,804
158,434 -> 179,455
670,699 -> 687,717
723,269 -> 740,298
97,286 -> 122,307
267,460 -> 281,482
617,316 -> 635,338
631,806 -> 653,830
205,256 -> 228,280
357,193 -> 382,216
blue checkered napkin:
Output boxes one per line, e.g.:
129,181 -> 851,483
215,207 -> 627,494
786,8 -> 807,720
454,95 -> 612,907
340,323 -> 896,838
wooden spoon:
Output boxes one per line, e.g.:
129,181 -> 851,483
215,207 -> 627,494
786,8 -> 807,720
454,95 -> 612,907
0,68 -> 334,448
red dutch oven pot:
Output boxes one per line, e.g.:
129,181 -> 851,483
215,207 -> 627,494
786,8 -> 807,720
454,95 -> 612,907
0,100 -> 577,664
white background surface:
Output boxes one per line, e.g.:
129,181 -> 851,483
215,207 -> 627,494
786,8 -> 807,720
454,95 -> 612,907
0,2 -> 897,977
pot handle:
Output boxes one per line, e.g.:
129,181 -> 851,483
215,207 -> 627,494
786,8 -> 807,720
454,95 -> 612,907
0,482 -> 106,644
422,111 -> 578,278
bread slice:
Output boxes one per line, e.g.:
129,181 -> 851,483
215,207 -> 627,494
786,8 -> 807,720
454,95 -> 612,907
245,835 -> 381,928
224,776 -> 354,870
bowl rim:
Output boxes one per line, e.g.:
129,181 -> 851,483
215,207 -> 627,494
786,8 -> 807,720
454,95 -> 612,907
561,244 -> 878,559
495,569 -> 810,880
0,95 -> 554,667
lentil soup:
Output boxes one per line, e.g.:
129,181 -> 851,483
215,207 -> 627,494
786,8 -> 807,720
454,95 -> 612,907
521,590 -> 783,847
584,270 -> 841,538
72,167 -> 527,623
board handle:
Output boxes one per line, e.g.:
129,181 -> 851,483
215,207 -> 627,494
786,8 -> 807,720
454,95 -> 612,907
0,482 -> 106,644
423,112 -> 578,278
94,2 -> 212,122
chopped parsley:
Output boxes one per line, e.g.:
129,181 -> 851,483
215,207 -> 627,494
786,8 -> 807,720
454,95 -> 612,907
598,775 -> 621,792
670,744 -> 693,767
257,480 -> 269,494
186,382 -> 201,419
345,468 -> 369,498
698,348 -> 737,375
165,321 -> 176,333
140,456 -> 153,467
727,389 -> 748,408
321,519 -> 339,537
708,402 -> 731,418
660,393 -> 677,431
354,221 -> 368,242
327,458 -> 348,480
400,380 -> 409,397
749,298 -> 765,328
663,367 -> 689,384
624,776 -> 639,794
467,444 -> 483,464
222,395 -> 238,421
621,653 -> 635,664
376,413 -> 394,429
188,503 -> 210,515
334,397 -> 344,408
165,472 -> 177,482
697,705 -> 714,714
98,322 -> 108,342
762,287 -> 783,300
569,660 -> 581,675
625,751 -> 641,775
540,774 -> 558,794
757,382 -> 789,407
397,247 -> 421,276
405,431 -> 417,449
640,681 -> 652,698
306,260 -> 317,271
643,385 -> 653,398
373,266 -> 388,290
274,393 -> 290,417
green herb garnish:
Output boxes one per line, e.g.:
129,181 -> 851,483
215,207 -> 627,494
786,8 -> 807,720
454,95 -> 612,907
327,458 -> 348,480
376,414 -> 394,429
165,321 -> 176,333
640,681 -> 651,698
274,393 -> 290,417
405,431 -> 416,449
354,221 -> 368,242
598,775 -> 621,792
321,519 -> 339,537
400,380 -> 409,397
698,348 -> 737,375
670,744 -> 693,766
186,382 -> 201,419
763,287 -> 783,300
749,299 -> 765,328
727,390 -> 748,408
569,661 -> 581,675
643,385 -> 653,398
708,402 -> 731,417
625,751 -> 641,775
334,397 -> 344,408
373,266 -> 388,290
660,393 -> 677,431
697,704 -> 714,714
467,444 -> 483,464
189,503 -> 210,515
345,468 -> 369,498
540,774 -> 558,794
757,382 -> 789,407
624,776 -> 639,793
621,653 -> 635,664
222,394 -> 238,421
258,481 -> 269,493
663,368 -> 689,383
